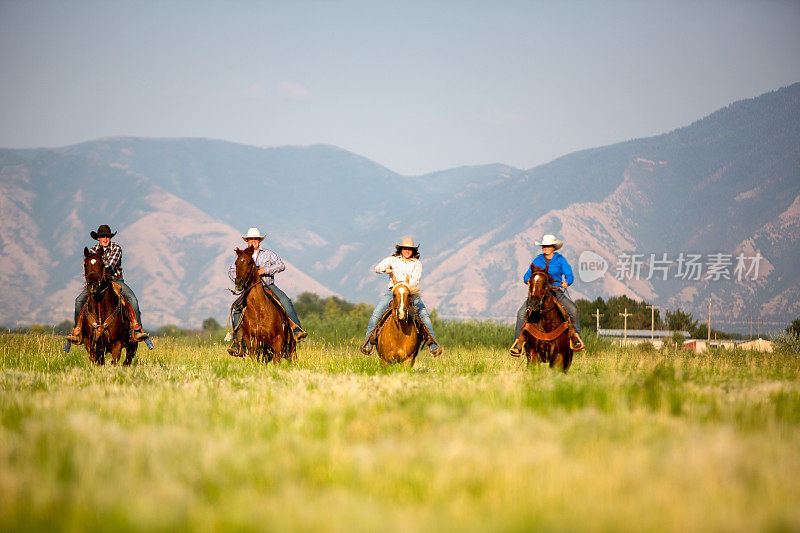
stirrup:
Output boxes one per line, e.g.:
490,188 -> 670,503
293,327 -> 307,341
570,333 -> 584,352
227,340 -> 244,357
360,338 -> 374,355
428,342 -> 443,357
509,339 -> 524,357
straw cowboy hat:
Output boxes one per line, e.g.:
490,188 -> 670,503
90,224 -> 117,240
535,234 -> 563,250
395,237 -> 420,252
241,227 -> 266,242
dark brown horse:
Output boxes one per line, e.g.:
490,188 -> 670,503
76,247 -> 137,365
520,265 -> 573,371
231,245 -> 296,363
375,276 -> 424,367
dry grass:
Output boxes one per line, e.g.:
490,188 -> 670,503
1,333 -> 799,532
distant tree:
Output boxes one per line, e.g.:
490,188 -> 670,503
202,317 -> 222,332
54,320 -> 73,335
787,318 -> 800,337
665,308 -> 698,334
156,325 -> 184,337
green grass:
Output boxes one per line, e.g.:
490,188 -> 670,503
1,332 -> 799,532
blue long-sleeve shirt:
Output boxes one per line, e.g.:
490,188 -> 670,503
523,252 -> 574,288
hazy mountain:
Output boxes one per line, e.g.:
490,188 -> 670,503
1,82 -> 798,330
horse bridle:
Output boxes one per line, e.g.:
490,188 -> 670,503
231,255 -> 261,296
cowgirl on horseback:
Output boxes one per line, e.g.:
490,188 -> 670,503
360,237 -> 443,356
66,224 -> 149,344
510,233 -> 584,356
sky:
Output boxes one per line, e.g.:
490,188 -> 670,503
1,0 -> 799,175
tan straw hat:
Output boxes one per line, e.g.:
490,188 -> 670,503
241,227 -> 266,242
535,234 -> 563,249
395,236 -> 420,251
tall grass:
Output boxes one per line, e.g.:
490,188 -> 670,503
1,331 -> 799,532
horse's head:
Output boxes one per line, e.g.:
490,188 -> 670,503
391,280 -> 416,323
527,265 -> 552,313
83,246 -> 107,295
233,245 -> 258,292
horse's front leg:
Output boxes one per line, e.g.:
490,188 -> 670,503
109,342 -> 123,365
123,342 -> 137,366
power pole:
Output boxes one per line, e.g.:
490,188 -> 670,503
757,316 -> 761,339
707,297 -> 712,344
619,307 -> 632,343
646,305 -> 657,342
748,315 -> 752,340
592,308 -> 604,333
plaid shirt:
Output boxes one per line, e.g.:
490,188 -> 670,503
228,248 -> 285,287
88,242 -> 124,280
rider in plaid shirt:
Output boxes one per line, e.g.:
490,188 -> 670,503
66,225 -> 148,343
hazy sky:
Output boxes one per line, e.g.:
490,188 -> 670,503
1,1 -> 798,175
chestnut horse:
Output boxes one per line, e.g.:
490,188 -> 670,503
375,275 -> 424,367
231,245 -> 296,363
520,265 -> 573,371
76,247 -> 137,365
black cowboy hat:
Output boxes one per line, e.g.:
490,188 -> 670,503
90,224 -> 117,240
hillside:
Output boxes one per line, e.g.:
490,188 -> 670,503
1,83 -> 798,329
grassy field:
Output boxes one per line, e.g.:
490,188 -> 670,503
1,329 -> 799,532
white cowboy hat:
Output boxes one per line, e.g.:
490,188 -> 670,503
241,227 -> 266,242
395,237 -> 420,251
535,234 -> 563,249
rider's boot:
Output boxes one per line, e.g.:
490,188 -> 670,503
509,338 -> 525,357
360,327 -> 377,355
227,328 -> 244,356
293,327 -> 307,341
360,337 -> 374,355
571,332 -> 585,352
129,318 -> 149,342
66,325 -> 82,344
428,339 -> 444,357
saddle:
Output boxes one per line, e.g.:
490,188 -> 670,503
368,306 -> 435,346
78,282 -> 136,341
521,291 -> 579,350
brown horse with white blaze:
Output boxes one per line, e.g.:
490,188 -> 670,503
232,245 -> 296,362
376,275 -> 424,367
520,265 -> 574,371
76,247 -> 137,365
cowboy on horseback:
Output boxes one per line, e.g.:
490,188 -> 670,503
227,227 -> 306,354
360,237 -> 443,356
66,224 -> 149,344
510,234 -> 584,356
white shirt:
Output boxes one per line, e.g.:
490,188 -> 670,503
375,255 -> 422,289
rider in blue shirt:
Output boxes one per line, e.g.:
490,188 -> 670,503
510,234 -> 584,355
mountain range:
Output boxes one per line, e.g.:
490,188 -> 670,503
1,82 -> 798,331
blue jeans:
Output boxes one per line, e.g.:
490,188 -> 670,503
364,289 -> 438,346
75,279 -> 142,326
514,288 -> 580,339
232,283 -> 302,331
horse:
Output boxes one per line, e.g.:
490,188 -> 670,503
375,275 -> 424,367
520,265 -> 573,371
231,245 -> 296,363
76,246 -> 137,365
